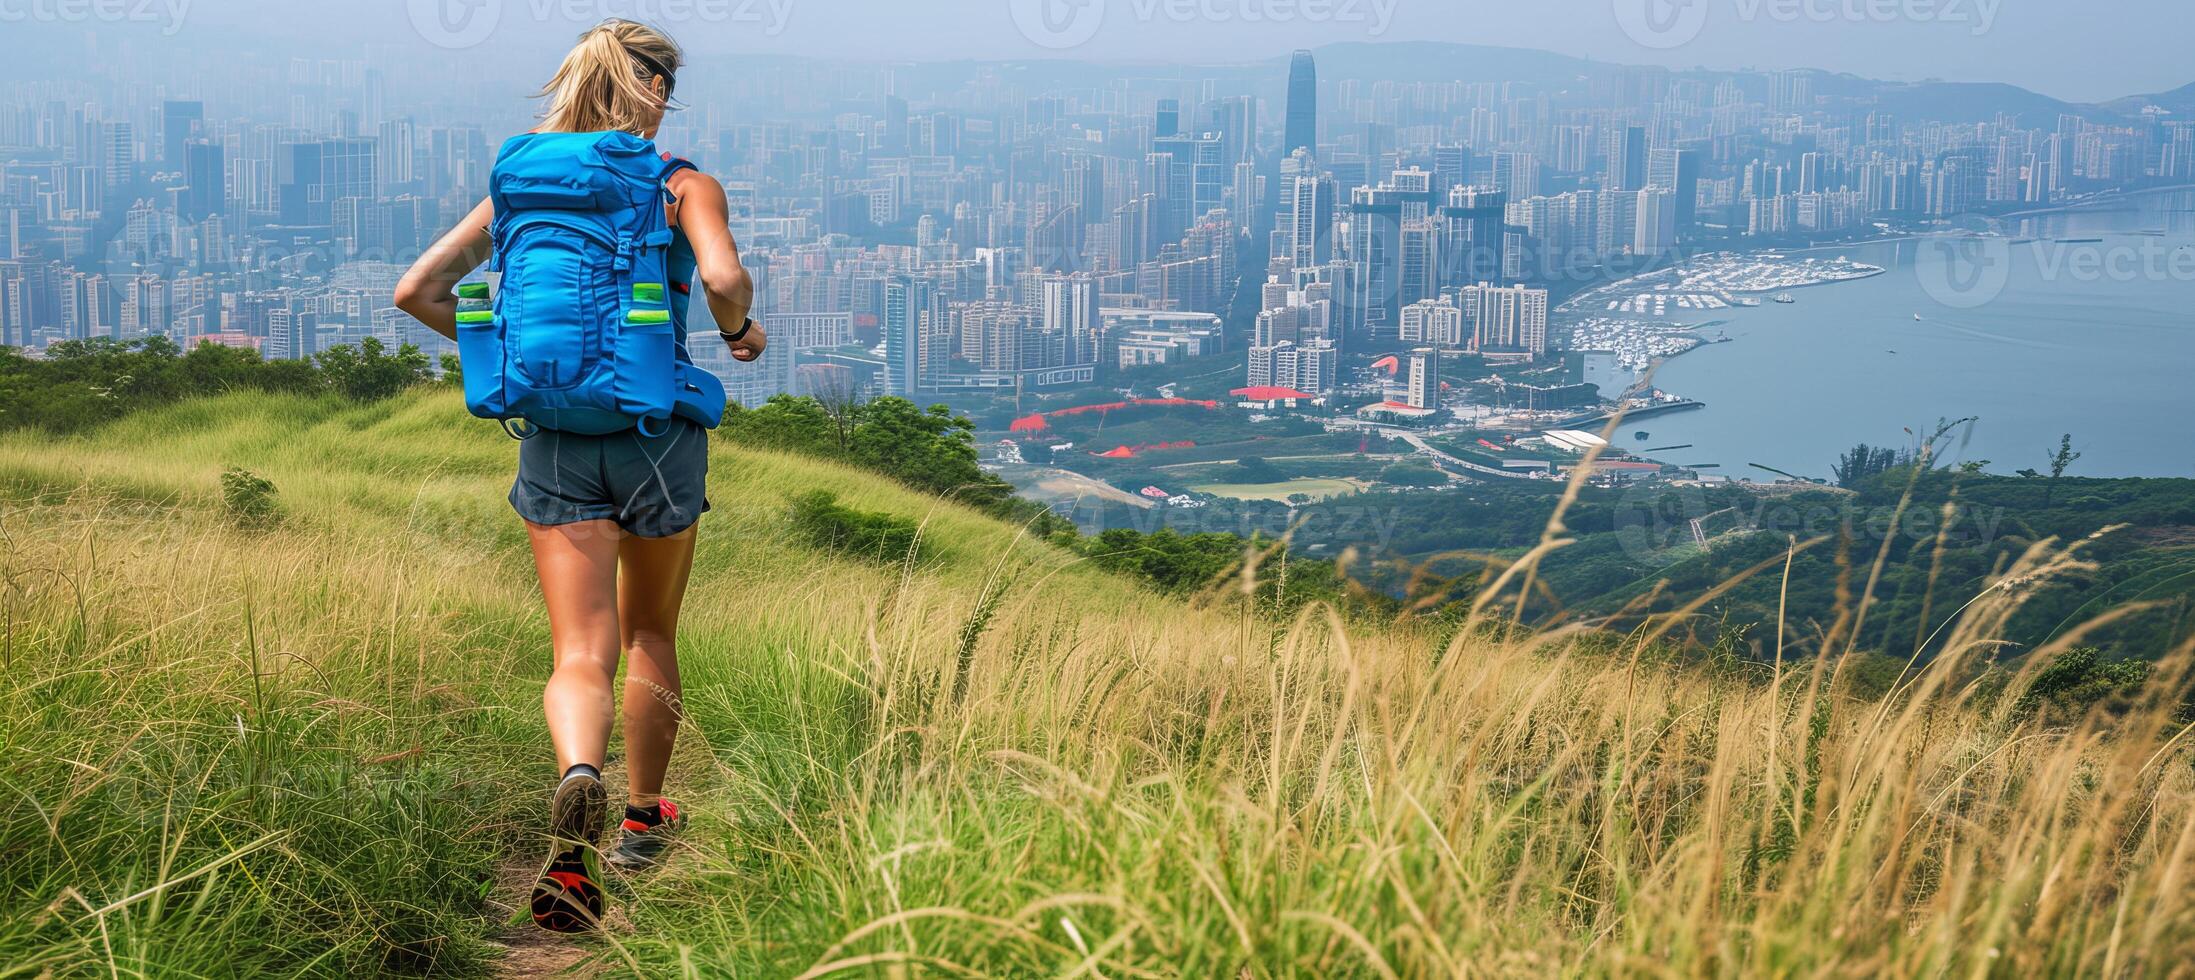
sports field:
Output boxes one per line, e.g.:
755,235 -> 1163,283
1187,477 -> 1367,501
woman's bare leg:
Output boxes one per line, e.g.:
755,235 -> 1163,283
617,526 -> 697,808
528,520 -> 626,774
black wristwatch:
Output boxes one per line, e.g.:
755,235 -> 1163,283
722,317 -> 754,343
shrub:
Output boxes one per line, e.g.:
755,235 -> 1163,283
312,337 -> 434,402
1381,461 -> 1447,487
1231,456 -> 1283,483
2016,646 -> 2149,718
220,467 -> 281,530
788,491 -> 922,564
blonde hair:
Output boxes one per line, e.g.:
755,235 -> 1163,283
536,20 -> 682,136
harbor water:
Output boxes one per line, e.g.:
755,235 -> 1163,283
1588,191 -> 2195,480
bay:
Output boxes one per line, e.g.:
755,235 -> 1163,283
1605,191 -> 2195,480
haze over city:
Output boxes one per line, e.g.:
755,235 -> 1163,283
1,0 -> 2191,103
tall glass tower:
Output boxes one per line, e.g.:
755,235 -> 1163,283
1285,50 -> 1317,161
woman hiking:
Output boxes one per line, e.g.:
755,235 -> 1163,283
394,19 -> 763,933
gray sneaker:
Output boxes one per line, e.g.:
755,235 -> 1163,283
531,770 -> 607,932
606,798 -> 685,870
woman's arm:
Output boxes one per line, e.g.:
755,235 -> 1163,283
394,197 -> 496,341
668,170 -> 765,362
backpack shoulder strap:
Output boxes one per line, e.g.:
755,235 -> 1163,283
658,152 -> 699,209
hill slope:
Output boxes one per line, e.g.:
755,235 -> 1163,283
1,390 -> 2191,976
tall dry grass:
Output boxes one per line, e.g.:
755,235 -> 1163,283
2,390 -> 2191,976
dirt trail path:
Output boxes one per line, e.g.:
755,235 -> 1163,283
482,762 -> 633,978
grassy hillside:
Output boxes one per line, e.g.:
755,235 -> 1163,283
3,390 -> 2193,976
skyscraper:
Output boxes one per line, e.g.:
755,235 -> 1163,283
1285,50 -> 1317,161
182,142 -> 225,222
1633,189 -> 1677,256
161,100 -> 202,168
1647,147 -> 1702,231
1287,172 -> 1336,267
1405,347 -> 1441,410
276,137 -> 374,227
1612,126 -> 1647,192
1155,99 -> 1180,139
883,274 -> 939,395
1439,186 -> 1507,289
102,122 -> 134,191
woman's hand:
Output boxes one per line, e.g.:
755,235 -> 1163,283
725,323 -> 767,362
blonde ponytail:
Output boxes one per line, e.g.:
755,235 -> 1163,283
536,19 -> 683,136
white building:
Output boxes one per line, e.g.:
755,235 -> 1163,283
1247,339 -> 1338,395
762,311 -> 852,351
1111,310 -> 1223,370
1406,347 -> 1441,410
1399,297 -> 1466,346
1450,281 -> 1550,357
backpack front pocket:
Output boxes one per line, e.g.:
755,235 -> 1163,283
500,230 -> 614,390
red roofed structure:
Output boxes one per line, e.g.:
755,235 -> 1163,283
1092,441 -> 1197,459
1006,397 -> 1222,438
1230,385 -> 1317,402
1371,355 -> 1401,375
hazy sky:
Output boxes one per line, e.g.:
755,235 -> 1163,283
8,0 -> 2191,103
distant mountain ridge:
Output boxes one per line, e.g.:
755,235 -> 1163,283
1289,42 -> 2157,125
788,39 -> 2181,128
2103,81 -> 2195,119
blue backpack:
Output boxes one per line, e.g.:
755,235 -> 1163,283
457,130 -> 726,438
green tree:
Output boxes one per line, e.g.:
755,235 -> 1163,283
2045,433 -> 2083,506
1834,444 -> 1899,488
1380,461 -> 1447,487
313,337 -> 434,402
1231,455 -> 1282,483
721,395 -> 1022,517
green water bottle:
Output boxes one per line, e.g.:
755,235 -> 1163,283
455,281 -> 493,328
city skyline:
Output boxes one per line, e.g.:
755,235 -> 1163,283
3,6 -> 2190,478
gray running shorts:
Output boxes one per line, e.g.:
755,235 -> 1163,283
509,420 -> 711,538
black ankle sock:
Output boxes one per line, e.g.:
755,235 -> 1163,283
563,763 -> 601,783
625,802 -> 664,829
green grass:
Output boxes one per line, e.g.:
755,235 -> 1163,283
3,388 -> 2194,976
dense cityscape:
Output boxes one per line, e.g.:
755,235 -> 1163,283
2,29 -> 2188,502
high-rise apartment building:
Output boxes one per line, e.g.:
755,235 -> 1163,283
1405,347 -> 1441,410
1399,297 -> 1466,346
1285,50 -> 1318,159
1453,282 -> 1550,357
